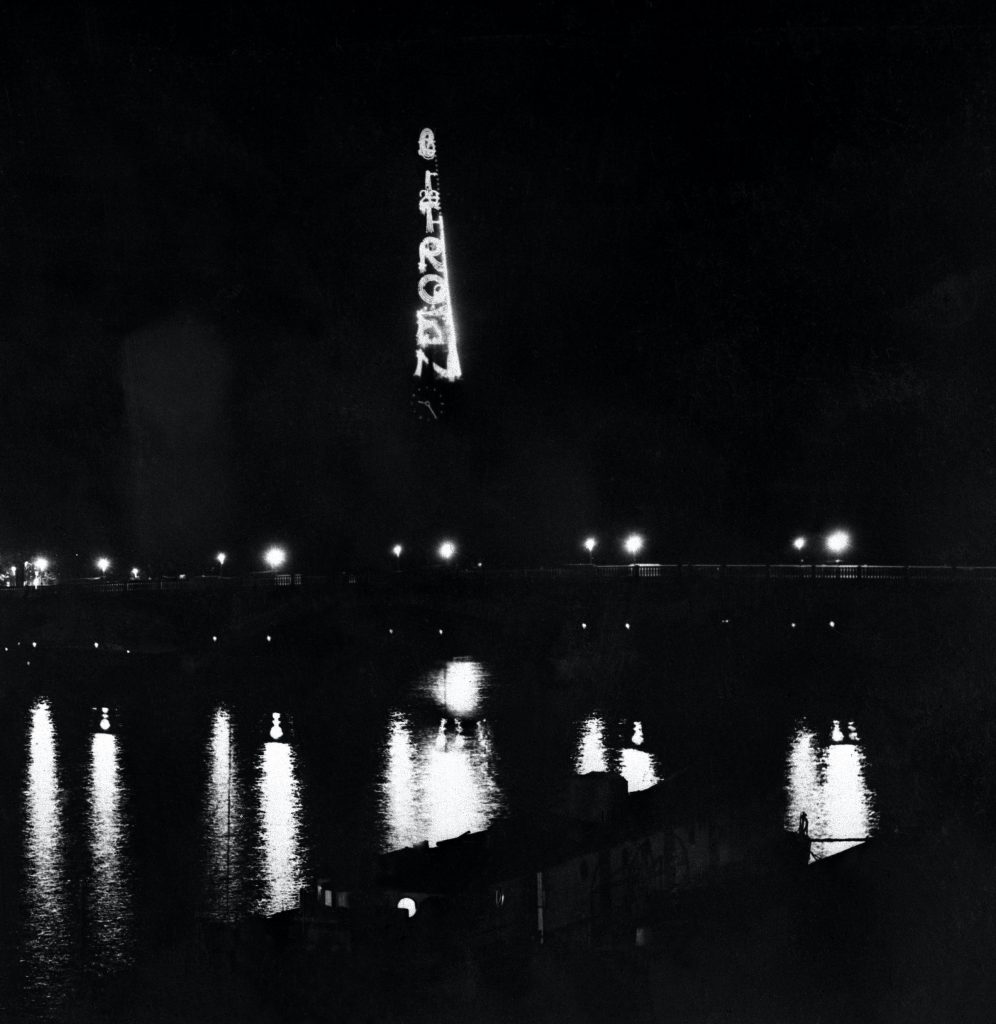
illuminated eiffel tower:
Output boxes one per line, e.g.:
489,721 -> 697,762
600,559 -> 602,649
410,127 -> 461,422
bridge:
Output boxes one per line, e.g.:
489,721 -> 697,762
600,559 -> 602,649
2,561 -> 994,594
0,564 -> 988,661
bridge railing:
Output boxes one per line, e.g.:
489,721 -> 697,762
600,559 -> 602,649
2,564 -> 996,595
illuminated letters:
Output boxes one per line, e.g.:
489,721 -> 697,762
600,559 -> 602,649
413,128 -> 461,382
418,128 -> 436,160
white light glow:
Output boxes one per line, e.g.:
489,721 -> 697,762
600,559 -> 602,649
432,658 -> 484,717
34,557 -> 49,572
417,128 -> 436,160
205,707 -> 246,922
256,738 -> 304,915
792,536 -> 806,551
438,540 -> 456,560
398,896 -> 417,917
264,547 -> 286,570
620,747 -> 660,793
270,713 -> 283,741
96,558 -> 110,574
575,716 -> 609,774
88,730 -> 133,970
584,537 -> 596,553
216,552 -> 227,566
826,530 -> 851,555
23,700 -> 70,1002
99,707 -> 110,732
624,534 -> 644,557
380,661 -> 500,852
413,128 -> 461,382
575,714 -> 660,792
785,720 -> 877,860
130,567 -> 140,579
392,544 -> 403,557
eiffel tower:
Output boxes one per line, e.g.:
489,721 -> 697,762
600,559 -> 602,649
411,127 -> 461,421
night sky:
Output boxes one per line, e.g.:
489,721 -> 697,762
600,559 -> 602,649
2,7 -> 996,571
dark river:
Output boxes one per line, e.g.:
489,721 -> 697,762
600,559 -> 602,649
0,653 -> 879,1021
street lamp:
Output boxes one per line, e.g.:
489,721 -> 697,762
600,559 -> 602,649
264,547 -> 286,572
96,557 -> 110,579
438,540 -> 456,562
583,537 -> 597,564
624,534 -> 644,560
792,536 -> 806,552
392,543 -> 403,570
825,530 -> 851,561
216,552 -> 227,573
130,567 -> 140,580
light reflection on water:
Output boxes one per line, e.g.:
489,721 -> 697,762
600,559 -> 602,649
87,729 -> 133,972
204,707 -> 247,921
576,716 -> 609,774
574,714 -> 660,792
381,660 -> 501,850
785,720 -> 878,860
255,737 -> 305,914
23,700 -> 70,1007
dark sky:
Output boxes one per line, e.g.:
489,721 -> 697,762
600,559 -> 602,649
2,6 -> 996,571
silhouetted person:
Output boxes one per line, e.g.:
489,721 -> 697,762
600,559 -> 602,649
798,811 -> 809,835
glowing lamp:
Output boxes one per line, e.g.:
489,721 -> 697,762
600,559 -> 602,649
624,534 -> 644,558
270,712 -> 283,741
438,541 -> 456,561
33,557 -> 48,573
398,897 -> 417,918
826,530 -> 851,556
216,552 -> 227,567
392,544 -> 403,558
264,547 -> 286,570
96,558 -> 110,575
792,536 -> 806,551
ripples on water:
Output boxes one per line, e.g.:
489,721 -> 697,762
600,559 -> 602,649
785,719 -> 878,860
87,725 -> 133,971
23,700 -> 70,1012
202,706 -> 307,918
256,738 -> 305,914
204,707 -> 247,922
379,659 -> 502,850
574,713 -> 660,792
9,662 -> 881,1018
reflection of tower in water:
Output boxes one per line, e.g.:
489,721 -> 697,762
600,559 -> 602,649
380,660 -> 501,851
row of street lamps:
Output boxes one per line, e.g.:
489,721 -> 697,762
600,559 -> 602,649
31,531 -> 854,583
793,530 -> 851,558
72,546 -> 289,582
389,536 -> 647,568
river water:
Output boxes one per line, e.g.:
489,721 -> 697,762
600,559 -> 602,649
0,654 -> 878,1020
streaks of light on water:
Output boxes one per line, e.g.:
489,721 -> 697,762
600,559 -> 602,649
785,720 -> 878,860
